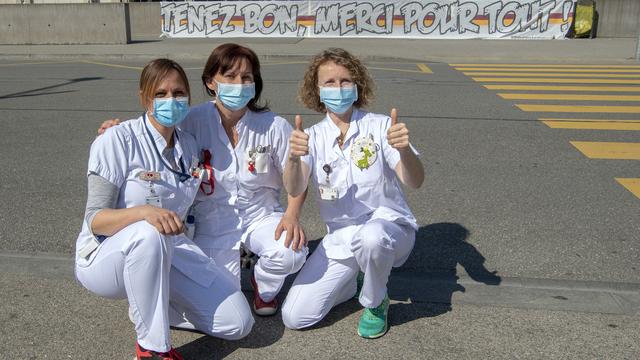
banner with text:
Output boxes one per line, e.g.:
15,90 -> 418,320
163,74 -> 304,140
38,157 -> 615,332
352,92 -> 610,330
161,0 -> 576,39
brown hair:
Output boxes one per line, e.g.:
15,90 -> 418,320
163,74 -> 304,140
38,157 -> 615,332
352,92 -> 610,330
298,48 -> 374,113
139,58 -> 190,110
201,43 -> 268,112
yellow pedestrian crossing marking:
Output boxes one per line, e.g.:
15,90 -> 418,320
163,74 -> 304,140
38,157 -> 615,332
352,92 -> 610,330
416,63 -> 433,73
517,105 -> 640,113
499,94 -> 640,101
80,60 -> 142,71
473,77 -> 640,84
466,72 -> 640,78
541,119 -> 640,130
462,63 -> 640,200
451,64 -> 640,68
456,67 -> 640,73
616,178 -> 640,199
484,85 -> 640,92
570,142 -> 640,160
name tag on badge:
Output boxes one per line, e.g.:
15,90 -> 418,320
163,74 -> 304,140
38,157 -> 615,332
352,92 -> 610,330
319,184 -> 338,201
254,153 -> 269,174
138,171 -> 161,182
145,195 -> 162,208
192,167 -> 206,180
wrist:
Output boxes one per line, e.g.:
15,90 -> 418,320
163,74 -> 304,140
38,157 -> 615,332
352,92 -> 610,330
398,147 -> 412,156
283,209 -> 301,219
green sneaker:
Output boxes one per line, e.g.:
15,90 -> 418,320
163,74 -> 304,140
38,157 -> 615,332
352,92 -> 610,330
357,295 -> 389,339
353,271 -> 364,299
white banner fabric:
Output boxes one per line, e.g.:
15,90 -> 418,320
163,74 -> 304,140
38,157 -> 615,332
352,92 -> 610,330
161,0 -> 576,39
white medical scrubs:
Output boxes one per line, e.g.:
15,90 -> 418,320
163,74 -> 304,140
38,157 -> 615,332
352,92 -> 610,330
75,116 -> 254,352
180,102 -> 308,302
281,109 -> 418,330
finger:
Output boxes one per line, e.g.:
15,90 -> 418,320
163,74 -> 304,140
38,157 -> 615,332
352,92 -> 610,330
300,228 -> 307,246
291,226 -> 300,251
274,223 -> 283,240
160,220 -> 172,235
166,217 -> 180,235
391,108 -> 398,126
294,115 -> 303,131
152,222 -> 165,234
283,229 -> 292,248
285,224 -> 294,248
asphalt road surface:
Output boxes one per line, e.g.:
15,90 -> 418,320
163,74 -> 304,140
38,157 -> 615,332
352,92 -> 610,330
0,58 -> 638,359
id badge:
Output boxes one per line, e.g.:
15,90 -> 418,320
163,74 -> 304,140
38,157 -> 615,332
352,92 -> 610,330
145,195 -> 162,208
254,152 -> 269,174
319,184 -> 338,201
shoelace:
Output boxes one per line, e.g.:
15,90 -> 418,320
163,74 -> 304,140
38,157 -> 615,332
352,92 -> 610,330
166,348 -> 184,360
367,299 -> 388,319
137,344 -> 183,360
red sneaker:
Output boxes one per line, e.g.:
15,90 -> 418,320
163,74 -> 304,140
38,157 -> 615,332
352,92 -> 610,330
135,343 -> 184,360
250,273 -> 278,316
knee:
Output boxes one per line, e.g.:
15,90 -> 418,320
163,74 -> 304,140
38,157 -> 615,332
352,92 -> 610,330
128,221 -> 169,258
352,222 -> 392,256
281,291 -> 320,330
220,311 -> 254,340
262,247 -> 308,275
283,247 -> 308,274
206,290 -> 254,340
281,305 -> 307,330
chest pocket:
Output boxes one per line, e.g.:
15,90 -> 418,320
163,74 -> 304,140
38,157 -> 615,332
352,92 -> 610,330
349,135 -> 383,187
314,157 -> 349,200
240,145 -> 278,189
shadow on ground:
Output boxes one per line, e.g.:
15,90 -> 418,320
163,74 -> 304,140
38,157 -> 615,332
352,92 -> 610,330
176,222 -> 500,357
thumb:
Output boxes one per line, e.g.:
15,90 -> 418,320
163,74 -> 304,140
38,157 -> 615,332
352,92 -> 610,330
294,115 -> 303,131
390,108 -> 398,126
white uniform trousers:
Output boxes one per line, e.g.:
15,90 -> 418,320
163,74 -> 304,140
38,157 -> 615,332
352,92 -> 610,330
75,221 -> 254,353
200,213 -> 308,302
281,219 -> 415,330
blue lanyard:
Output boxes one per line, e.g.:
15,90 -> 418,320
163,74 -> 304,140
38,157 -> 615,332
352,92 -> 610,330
143,114 -> 191,182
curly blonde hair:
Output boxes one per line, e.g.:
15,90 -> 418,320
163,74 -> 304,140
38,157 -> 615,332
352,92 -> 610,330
299,48 -> 375,113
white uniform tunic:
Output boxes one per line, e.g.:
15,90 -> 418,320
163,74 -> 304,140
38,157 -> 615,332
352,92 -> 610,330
282,109 -> 418,329
75,116 -> 254,352
180,102 -> 307,301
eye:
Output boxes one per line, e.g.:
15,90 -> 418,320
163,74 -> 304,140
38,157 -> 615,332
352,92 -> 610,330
154,91 -> 167,98
340,79 -> 354,87
242,75 -> 253,82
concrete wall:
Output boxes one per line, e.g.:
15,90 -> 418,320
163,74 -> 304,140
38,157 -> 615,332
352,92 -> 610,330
0,1 -> 638,43
129,2 -> 161,41
0,4 -> 130,44
595,0 -> 640,38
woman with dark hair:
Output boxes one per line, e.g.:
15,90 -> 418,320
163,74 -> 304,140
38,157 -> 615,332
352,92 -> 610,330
76,59 -> 254,360
281,48 -> 424,338
178,43 -> 309,316
99,44 -> 308,318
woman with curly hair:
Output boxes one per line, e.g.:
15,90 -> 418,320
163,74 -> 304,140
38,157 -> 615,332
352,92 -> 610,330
281,48 -> 424,339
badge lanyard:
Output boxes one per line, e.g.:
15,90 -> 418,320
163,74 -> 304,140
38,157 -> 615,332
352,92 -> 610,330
199,149 -> 215,195
143,114 -> 191,182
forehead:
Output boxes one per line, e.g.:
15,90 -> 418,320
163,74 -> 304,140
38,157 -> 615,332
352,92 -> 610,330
155,69 -> 186,89
317,61 -> 352,79
221,57 -> 253,74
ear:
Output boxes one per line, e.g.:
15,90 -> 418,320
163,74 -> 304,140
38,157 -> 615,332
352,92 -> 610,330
205,78 -> 217,93
139,90 -> 149,112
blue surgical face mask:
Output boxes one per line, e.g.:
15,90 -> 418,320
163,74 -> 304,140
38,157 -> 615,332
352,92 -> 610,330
152,97 -> 189,127
216,81 -> 256,111
319,86 -> 358,115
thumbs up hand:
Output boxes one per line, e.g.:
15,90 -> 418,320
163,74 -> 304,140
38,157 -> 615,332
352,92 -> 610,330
387,108 -> 410,151
289,115 -> 309,159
